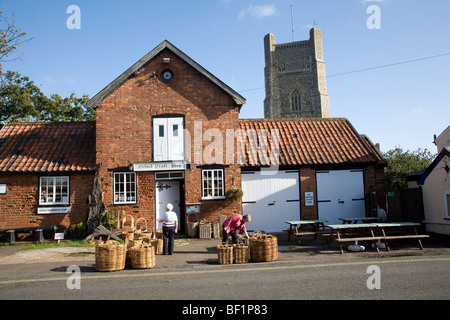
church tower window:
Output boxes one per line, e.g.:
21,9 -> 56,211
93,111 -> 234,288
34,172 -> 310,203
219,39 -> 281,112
291,90 -> 301,112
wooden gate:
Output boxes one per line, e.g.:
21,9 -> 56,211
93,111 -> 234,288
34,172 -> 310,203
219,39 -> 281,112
387,188 -> 425,223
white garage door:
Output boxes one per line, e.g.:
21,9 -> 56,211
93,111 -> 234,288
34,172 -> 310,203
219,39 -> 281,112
241,170 -> 300,233
316,169 -> 366,224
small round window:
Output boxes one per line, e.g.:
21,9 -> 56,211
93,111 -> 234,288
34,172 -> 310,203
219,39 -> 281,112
161,69 -> 174,82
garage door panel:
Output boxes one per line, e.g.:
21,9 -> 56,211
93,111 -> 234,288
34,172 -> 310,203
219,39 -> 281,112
245,201 -> 300,233
317,170 -> 366,224
242,170 -> 300,233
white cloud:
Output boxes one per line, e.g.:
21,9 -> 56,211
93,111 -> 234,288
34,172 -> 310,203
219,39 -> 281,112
239,4 -> 277,19
411,108 -> 424,115
43,74 -> 77,85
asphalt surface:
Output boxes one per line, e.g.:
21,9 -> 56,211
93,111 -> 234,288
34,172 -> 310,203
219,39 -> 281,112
2,232 -> 449,270
0,233 -> 449,302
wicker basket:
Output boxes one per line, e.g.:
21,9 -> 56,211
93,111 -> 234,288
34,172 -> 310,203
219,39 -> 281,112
249,234 -> 278,262
149,239 -> 163,254
186,214 -> 199,238
128,245 -> 155,269
125,239 -> 142,267
95,241 -> 127,272
155,230 -> 163,239
128,239 -> 142,248
217,243 -> 233,265
233,242 -> 249,264
121,231 -> 135,243
135,217 -> 148,231
134,230 -> 152,240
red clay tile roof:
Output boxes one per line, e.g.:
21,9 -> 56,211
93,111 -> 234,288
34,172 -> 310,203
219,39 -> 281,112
238,118 -> 386,167
0,122 -> 96,173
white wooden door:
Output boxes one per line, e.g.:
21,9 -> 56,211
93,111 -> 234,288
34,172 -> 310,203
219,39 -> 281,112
168,117 -> 184,161
241,170 -> 300,233
153,117 -> 184,161
155,180 -> 181,231
316,169 -> 365,224
153,118 -> 168,161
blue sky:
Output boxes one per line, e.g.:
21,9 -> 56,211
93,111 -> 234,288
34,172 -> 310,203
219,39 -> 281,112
1,0 -> 449,153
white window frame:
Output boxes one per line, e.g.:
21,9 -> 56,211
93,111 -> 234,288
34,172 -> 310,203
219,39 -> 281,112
201,169 -> 225,200
114,172 -> 137,204
39,176 -> 69,205
444,191 -> 450,219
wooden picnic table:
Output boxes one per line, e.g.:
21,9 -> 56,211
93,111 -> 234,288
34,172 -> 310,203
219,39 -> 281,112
325,224 -> 379,253
325,222 -> 429,254
338,217 -> 380,224
285,220 -> 329,244
374,222 -> 429,251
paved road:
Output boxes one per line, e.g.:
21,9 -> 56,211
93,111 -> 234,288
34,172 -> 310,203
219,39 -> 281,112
1,255 -> 449,301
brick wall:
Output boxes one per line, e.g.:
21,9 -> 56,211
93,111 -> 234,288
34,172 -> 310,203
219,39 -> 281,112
0,173 -> 94,230
363,166 -> 387,215
96,48 -> 242,230
297,166 -> 387,221
299,167 -> 318,220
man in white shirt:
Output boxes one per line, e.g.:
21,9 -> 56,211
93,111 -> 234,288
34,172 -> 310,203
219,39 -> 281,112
159,203 -> 178,255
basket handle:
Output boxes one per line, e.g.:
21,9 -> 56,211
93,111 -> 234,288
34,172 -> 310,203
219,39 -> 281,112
251,232 -> 262,239
122,215 -> 135,228
135,217 -> 148,231
187,213 -> 199,223
220,242 -> 232,248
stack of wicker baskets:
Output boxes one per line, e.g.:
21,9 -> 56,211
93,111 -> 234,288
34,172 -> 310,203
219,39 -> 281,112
95,241 -> 127,272
248,233 -> 278,262
233,242 -> 249,264
217,242 -> 233,265
128,244 -> 155,269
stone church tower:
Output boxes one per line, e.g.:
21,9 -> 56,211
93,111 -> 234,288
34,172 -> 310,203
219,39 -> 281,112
264,28 -> 330,119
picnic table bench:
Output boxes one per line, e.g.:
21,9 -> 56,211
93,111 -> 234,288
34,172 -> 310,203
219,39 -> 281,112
338,217 -> 379,224
285,220 -> 330,244
325,222 -> 429,254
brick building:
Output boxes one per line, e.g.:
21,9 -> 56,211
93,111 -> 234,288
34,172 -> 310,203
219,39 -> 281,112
0,122 -> 96,230
0,39 -> 386,234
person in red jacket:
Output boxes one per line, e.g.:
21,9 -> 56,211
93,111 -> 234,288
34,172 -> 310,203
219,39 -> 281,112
222,214 -> 252,244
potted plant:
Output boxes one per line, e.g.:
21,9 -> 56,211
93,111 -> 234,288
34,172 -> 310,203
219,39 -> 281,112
225,186 -> 243,203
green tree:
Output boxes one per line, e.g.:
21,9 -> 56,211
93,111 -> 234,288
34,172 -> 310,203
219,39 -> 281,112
383,147 -> 435,190
0,71 -> 42,124
0,71 -> 95,126
1,12 -> 94,126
